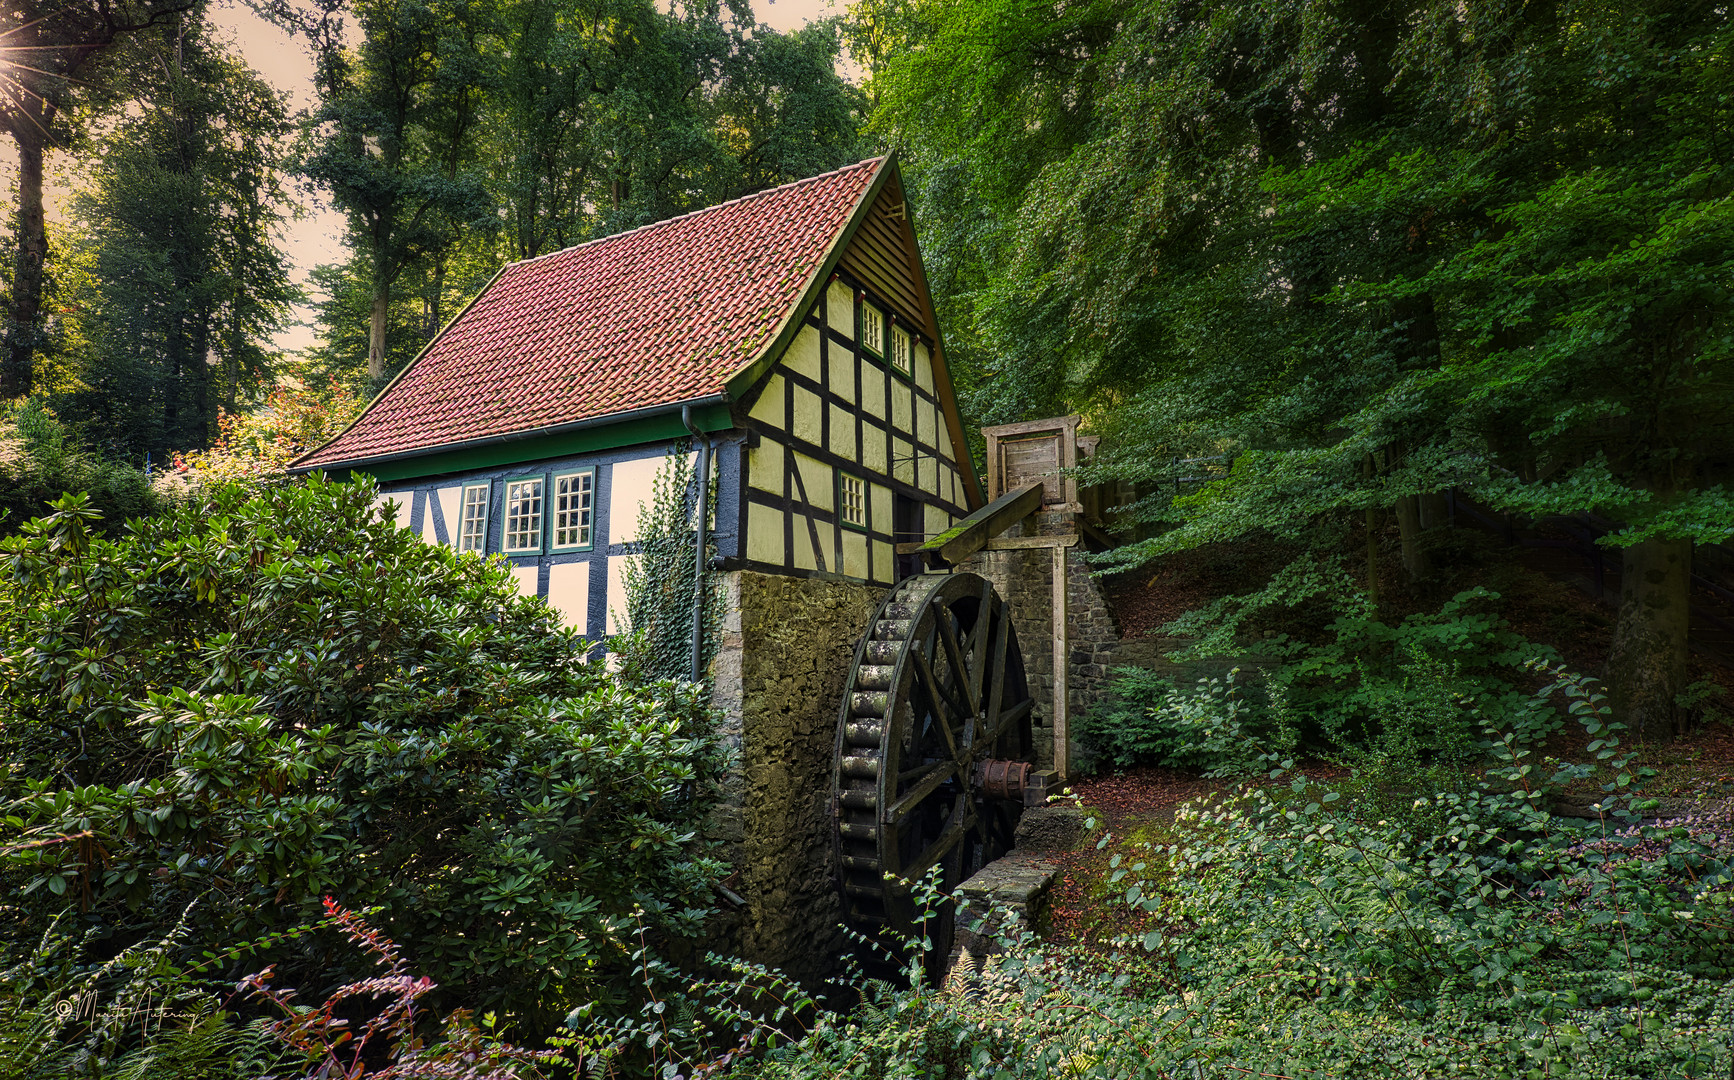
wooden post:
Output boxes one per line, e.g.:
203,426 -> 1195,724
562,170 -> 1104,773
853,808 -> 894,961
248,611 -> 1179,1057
1052,542 -> 1069,780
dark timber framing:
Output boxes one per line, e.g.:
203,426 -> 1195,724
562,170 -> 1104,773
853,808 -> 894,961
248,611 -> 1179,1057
732,267 -> 968,586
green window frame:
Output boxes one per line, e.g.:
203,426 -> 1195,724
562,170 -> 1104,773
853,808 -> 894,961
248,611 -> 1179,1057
889,323 -> 914,379
858,299 -> 885,358
458,483 -> 490,553
837,470 -> 868,532
502,474 -> 546,554
550,469 -> 595,551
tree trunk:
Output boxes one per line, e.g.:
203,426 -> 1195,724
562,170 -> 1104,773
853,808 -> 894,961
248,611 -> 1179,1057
1395,494 -> 1431,582
1418,492 -> 1449,530
1606,536 -> 1691,738
1363,454 -> 1381,611
368,282 -> 390,380
3,130 -> 48,398
190,315 -> 212,446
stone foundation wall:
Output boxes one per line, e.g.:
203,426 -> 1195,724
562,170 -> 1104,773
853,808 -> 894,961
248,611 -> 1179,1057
708,570 -> 883,979
964,513 -> 1146,771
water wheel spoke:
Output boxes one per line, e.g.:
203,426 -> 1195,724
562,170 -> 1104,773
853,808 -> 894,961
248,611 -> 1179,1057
982,599 -> 1010,728
910,650 -> 964,759
903,805 -> 975,882
884,760 -> 958,825
960,579 -> 994,709
934,606 -> 980,717
978,697 -> 1034,750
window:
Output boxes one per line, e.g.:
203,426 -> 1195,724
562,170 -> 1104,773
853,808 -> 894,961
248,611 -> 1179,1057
458,484 -> 490,552
838,471 -> 867,530
503,476 -> 545,553
551,470 -> 594,550
860,302 -> 884,356
890,324 -> 913,376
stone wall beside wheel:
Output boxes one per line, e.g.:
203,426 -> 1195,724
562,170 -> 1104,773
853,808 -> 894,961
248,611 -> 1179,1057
707,569 -> 883,980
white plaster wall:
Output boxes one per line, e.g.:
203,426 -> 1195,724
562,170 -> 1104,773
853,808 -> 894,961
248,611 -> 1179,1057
547,561 -> 589,631
509,564 -> 538,598
608,451 -> 695,546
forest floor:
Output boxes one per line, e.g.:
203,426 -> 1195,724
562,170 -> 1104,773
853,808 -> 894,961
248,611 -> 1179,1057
1042,723 -> 1734,948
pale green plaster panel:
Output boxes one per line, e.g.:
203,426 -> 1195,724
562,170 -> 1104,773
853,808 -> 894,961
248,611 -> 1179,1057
784,325 -> 822,382
827,280 -> 854,339
830,348 -> 856,404
863,424 -> 887,476
794,451 -> 833,512
860,355 -> 885,419
915,342 -> 934,393
792,384 -> 823,447
750,373 -> 786,428
749,436 -> 785,495
891,378 -> 912,434
828,402 -> 857,461
841,528 -> 870,581
892,436 -> 914,484
924,500 -> 952,542
747,501 -> 785,566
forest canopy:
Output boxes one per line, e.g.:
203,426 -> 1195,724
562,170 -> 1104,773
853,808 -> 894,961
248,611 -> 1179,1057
861,0 -> 1734,734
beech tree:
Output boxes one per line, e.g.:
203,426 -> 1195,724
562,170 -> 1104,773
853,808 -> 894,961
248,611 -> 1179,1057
864,0 -> 1734,733
71,15 -> 297,454
0,0 -> 199,399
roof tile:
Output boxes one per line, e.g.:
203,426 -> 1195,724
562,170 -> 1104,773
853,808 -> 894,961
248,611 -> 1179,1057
297,157 -> 884,469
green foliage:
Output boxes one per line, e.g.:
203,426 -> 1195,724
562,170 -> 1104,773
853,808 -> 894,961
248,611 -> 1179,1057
0,478 -> 729,1031
281,0 -> 867,386
1081,668 -> 1293,777
619,447 -> 724,683
61,15 -> 298,456
0,912 -> 295,1080
864,0 -> 1734,728
1263,586 -> 1565,749
0,398 -> 159,535
736,672 -> 1734,1079
1089,588 -> 1559,770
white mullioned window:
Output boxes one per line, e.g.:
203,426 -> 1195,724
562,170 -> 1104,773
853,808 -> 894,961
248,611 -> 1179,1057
459,484 -> 490,552
839,471 -> 867,529
891,324 -> 913,375
860,302 -> 885,356
552,470 -> 594,549
503,476 -> 545,553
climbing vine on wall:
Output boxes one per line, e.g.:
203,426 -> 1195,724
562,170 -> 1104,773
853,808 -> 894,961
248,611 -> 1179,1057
619,444 -> 724,682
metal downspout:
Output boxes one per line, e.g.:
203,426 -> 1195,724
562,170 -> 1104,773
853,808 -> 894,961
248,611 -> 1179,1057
681,406 -> 713,682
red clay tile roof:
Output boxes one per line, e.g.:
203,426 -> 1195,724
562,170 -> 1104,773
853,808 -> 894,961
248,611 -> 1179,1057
296,157 -> 886,469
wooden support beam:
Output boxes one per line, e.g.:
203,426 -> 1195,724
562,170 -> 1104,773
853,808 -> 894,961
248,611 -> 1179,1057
912,481 -> 1045,567
1052,543 -> 1070,780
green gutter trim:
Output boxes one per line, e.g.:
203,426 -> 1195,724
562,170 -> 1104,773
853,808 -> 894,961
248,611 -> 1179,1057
307,401 -> 733,483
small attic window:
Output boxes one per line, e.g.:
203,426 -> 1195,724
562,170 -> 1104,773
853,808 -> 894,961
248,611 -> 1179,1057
890,324 -> 913,376
860,301 -> 885,357
838,471 -> 867,529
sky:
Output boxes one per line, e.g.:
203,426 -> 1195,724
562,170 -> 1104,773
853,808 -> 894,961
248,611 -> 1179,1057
13,0 -> 843,356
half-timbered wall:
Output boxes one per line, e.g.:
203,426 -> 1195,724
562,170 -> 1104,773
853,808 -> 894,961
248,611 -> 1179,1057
736,269 -> 969,587
372,439 -> 732,637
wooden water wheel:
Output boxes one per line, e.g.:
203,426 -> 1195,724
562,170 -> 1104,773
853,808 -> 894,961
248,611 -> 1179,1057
831,570 -> 1036,975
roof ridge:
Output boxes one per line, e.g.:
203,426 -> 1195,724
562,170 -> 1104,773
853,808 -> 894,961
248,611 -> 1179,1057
507,155 -> 887,271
